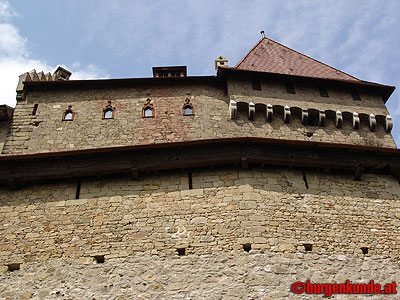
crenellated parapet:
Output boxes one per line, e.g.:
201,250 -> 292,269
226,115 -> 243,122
16,66 -> 72,101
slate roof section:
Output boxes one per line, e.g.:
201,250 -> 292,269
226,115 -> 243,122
235,37 -> 360,82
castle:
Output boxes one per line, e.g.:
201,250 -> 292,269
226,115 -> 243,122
0,35 -> 399,299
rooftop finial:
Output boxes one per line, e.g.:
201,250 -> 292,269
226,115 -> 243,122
260,30 -> 265,38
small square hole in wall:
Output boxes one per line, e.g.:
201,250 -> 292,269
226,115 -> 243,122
177,248 -> 186,256
243,243 -> 251,252
303,244 -> 313,252
7,263 -> 21,272
361,247 -> 368,255
93,255 -> 105,264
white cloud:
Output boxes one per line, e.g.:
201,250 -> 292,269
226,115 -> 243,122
0,0 -> 13,19
0,0 -> 108,107
0,23 -> 27,56
68,63 -> 109,80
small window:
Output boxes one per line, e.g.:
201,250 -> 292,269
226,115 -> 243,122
64,111 -> 73,120
183,98 -> 194,116
63,105 -> 74,121
104,109 -> 113,119
319,87 -> 329,97
351,89 -> 361,100
144,107 -> 153,117
102,101 -> 115,119
285,81 -> 295,94
184,107 -> 192,115
142,99 -> 154,118
158,72 -> 169,78
251,78 -> 261,90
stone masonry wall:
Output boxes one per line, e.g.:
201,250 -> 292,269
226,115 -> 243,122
0,168 -> 399,262
0,253 -> 399,300
0,168 -> 399,299
0,120 -> 10,153
1,80 -> 396,156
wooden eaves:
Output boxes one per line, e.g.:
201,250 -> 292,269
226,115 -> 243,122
1,138 -> 399,188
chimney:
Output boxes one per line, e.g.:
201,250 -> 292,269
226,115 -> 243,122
215,56 -> 228,70
53,66 -> 72,81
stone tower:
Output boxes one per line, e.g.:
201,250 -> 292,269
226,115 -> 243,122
0,36 -> 399,299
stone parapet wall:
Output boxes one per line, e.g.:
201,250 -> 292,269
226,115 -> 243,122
0,168 -> 398,264
2,80 -> 396,156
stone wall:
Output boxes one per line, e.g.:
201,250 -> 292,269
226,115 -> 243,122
2,79 -> 396,156
228,77 -> 390,115
0,168 -> 399,299
0,120 -> 10,153
0,253 -> 398,300
0,168 -> 398,261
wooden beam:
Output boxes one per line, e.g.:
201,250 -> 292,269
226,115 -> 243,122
0,140 -> 399,185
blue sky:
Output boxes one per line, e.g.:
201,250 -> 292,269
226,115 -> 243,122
1,0 -> 399,145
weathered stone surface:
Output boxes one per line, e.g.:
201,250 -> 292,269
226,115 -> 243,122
0,253 -> 398,299
0,167 -> 398,299
1,77 -> 395,156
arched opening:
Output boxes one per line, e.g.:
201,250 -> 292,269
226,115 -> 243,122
63,105 -> 74,121
183,98 -> 194,116
104,109 -> 113,119
144,107 -> 153,117
103,101 -> 115,119
142,99 -> 154,118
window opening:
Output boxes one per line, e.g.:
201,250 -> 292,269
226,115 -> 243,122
75,180 -> 81,199
142,99 -> 154,118
319,87 -> 329,97
93,255 -> 105,263
304,244 -> 313,251
104,110 -> 113,119
243,243 -> 251,252
7,263 -> 20,272
188,172 -> 193,189
63,105 -> 74,121
177,248 -> 185,256
32,104 -> 38,116
251,78 -> 261,90
103,101 -> 115,119
351,89 -> 361,100
183,98 -> 194,116
285,81 -> 295,94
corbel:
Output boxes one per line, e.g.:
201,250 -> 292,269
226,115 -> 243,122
284,105 -> 291,123
301,109 -> 308,125
248,102 -> 255,120
229,100 -> 237,119
368,114 -> 376,131
385,115 -> 393,133
266,104 -> 273,122
353,112 -> 360,130
335,111 -> 343,128
319,111 -> 326,127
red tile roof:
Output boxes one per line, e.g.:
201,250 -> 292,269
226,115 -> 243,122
235,37 -> 360,82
